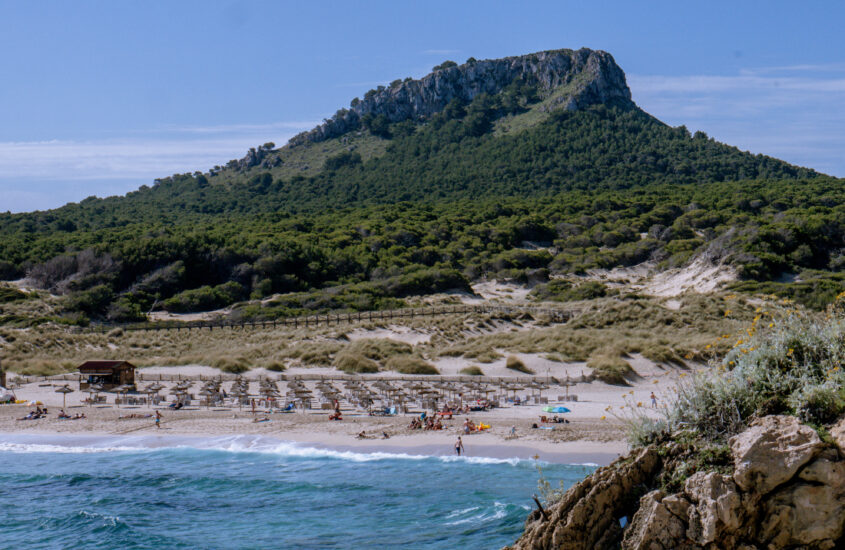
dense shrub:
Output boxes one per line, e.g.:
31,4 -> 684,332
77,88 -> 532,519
629,307 -> 845,445
163,281 -> 247,313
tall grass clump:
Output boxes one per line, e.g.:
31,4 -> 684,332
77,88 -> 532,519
212,356 -> 250,373
334,352 -> 380,373
628,308 -> 845,447
506,355 -> 534,374
347,338 -> 412,361
587,351 -> 634,385
460,365 -> 484,376
385,356 -> 439,375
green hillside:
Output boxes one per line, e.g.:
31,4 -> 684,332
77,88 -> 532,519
0,52 -> 842,324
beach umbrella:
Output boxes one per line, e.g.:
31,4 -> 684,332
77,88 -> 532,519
55,385 -> 73,409
109,385 -> 133,408
542,406 -> 571,414
140,386 -> 158,407
197,387 -> 216,408
226,386 -> 246,410
82,384 -> 103,406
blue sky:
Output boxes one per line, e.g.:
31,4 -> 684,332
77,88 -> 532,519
1,1 -> 843,212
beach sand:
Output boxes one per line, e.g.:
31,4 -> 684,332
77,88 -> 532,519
0,361 -> 687,464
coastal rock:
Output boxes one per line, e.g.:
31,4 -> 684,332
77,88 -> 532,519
290,48 -> 632,146
759,483 -> 843,548
510,415 -> 845,549
830,416 -> 845,452
798,451 -> 845,491
621,490 -> 690,550
507,446 -> 660,550
729,415 -> 823,494
683,472 -> 743,545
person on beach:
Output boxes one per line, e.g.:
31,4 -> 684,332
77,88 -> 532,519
455,436 -> 464,456
251,399 -> 256,415
650,392 -> 657,408
155,410 -> 162,429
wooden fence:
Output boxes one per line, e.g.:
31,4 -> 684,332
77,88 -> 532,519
87,304 -> 579,334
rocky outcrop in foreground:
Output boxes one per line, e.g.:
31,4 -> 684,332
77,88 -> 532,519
508,415 -> 845,549
289,48 -> 631,146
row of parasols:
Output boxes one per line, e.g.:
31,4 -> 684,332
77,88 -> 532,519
51,377 -> 558,411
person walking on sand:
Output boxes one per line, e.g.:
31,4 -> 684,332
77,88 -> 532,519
650,392 -> 657,408
155,410 -> 162,429
455,436 -> 465,456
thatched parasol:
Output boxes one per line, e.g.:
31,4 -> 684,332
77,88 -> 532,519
55,385 -> 73,409
82,384 -> 103,406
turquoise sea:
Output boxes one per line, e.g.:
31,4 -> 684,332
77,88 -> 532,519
0,434 -> 595,549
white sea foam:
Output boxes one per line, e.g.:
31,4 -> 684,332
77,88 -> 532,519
184,435 -> 528,465
445,501 -> 511,525
0,433 -> 560,467
0,441 -> 152,454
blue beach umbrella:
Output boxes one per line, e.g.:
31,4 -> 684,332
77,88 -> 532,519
542,406 -> 571,414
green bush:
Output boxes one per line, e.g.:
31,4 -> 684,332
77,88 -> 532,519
324,151 -> 362,171
630,312 -> 845,446
789,383 -> 845,425
163,281 -> 247,313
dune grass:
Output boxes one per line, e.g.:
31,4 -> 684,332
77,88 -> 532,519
334,351 -> 380,373
586,351 -> 634,385
506,355 -> 534,374
459,365 -> 485,376
0,293 -> 772,380
385,356 -> 439,375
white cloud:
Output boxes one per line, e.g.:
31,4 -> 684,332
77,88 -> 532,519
0,119 -> 318,211
159,120 -> 319,135
0,119 -> 316,183
740,62 -> 845,75
628,67 -> 845,177
628,74 -> 845,94
0,137 -> 288,181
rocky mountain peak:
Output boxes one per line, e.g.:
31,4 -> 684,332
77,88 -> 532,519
289,48 -> 632,146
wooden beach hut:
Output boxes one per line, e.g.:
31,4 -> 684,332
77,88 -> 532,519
78,360 -> 136,390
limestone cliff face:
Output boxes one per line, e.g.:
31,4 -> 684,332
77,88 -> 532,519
289,48 -> 632,146
508,415 -> 845,550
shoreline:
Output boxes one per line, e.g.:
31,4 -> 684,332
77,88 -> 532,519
0,430 -> 625,465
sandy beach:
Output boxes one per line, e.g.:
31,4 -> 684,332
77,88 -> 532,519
0,359 -> 686,465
